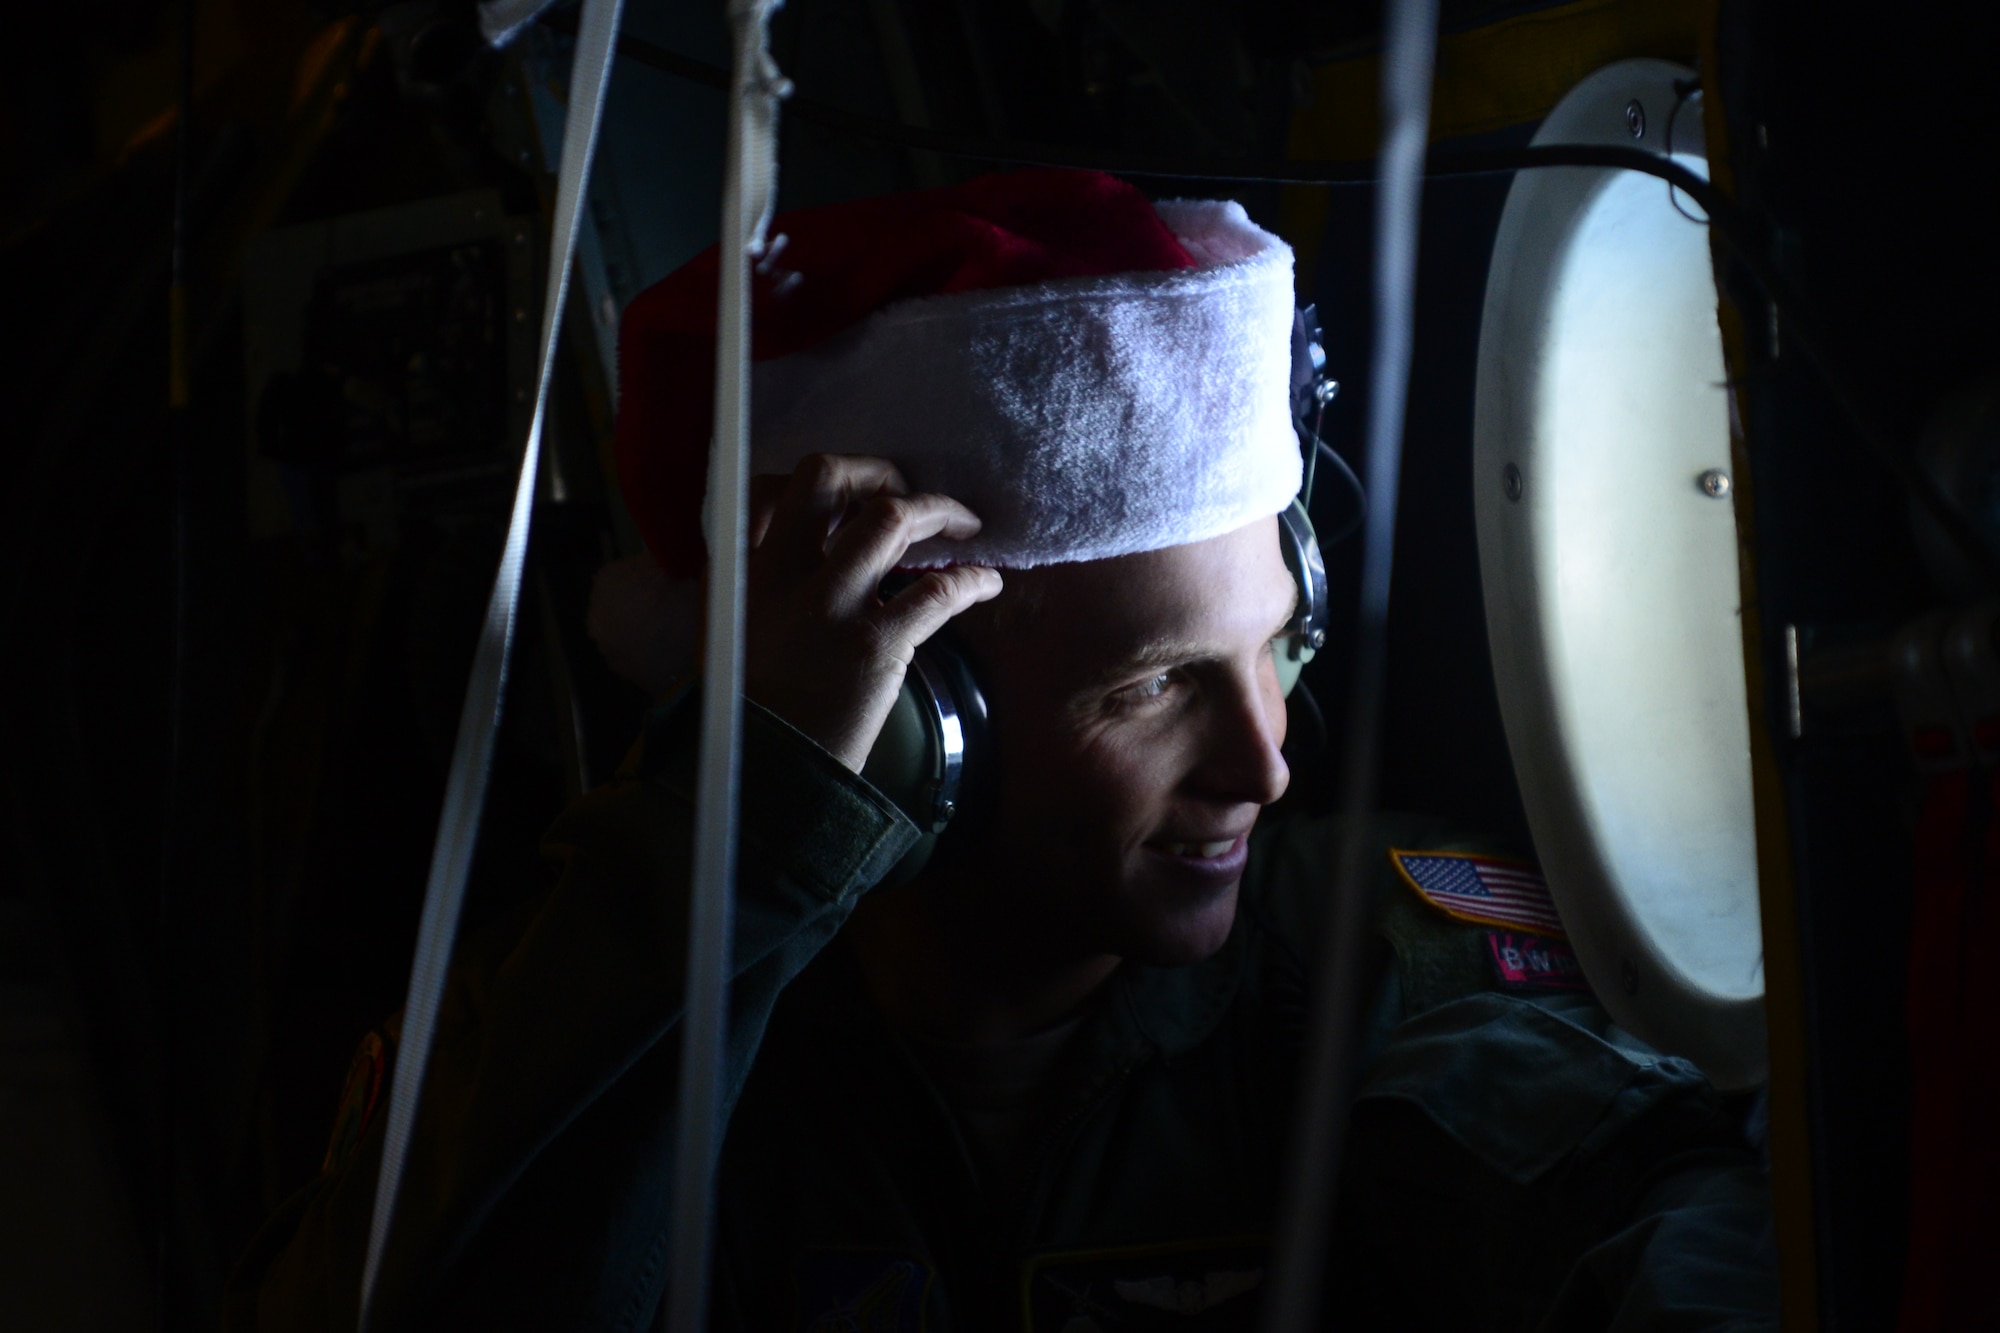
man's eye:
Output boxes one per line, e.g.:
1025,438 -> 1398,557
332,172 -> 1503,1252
1114,671 -> 1176,707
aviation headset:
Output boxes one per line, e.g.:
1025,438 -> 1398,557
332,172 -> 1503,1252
861,306 -> 1358,880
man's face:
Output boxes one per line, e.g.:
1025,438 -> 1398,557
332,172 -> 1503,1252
957,516 -> 1295,966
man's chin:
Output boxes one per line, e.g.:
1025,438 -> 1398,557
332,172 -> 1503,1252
1116,880 -> 1242,967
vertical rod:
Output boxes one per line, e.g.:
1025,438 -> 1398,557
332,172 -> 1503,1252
1259,1 -> 1439,1328
666,3 -> 781,1327
160,2 -> 197,1326
169,2 -> 194,415
662,142 -> 749,1333
355,4 -> 627,1324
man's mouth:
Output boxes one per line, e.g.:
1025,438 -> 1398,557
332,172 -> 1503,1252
1142,830 -> 1253,876
1155,839 -> 1239,859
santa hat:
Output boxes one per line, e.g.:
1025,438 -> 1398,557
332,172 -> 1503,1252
615,169 -> 1302,578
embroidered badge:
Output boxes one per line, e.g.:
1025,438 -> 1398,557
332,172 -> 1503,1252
1023,1239 -> 1266,1330
1486,931 -> 1590,993
321,1029 -> 389,1175
793,1249 -> 932,1332
1388,849 -> 1565,937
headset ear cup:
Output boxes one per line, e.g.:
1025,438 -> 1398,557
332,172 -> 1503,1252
859,678 -> 940,827
1277,499 -> 1328,698
860,637 -> 992,887
1276,640 -> 1309,699
917,641 -> 993,869
1282,676 -> 1329,775
859,678 -> 942,888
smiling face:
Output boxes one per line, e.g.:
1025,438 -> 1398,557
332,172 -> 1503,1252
950,515 -> 1296,966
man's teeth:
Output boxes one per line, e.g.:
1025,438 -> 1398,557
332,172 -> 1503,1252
1161,839 -> 1235,858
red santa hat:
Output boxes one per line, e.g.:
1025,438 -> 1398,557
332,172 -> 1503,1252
615,168 -> 1301,576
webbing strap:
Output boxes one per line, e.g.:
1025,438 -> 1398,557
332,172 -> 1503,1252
662,7 -> 785,1330
1259,1 -> 1439,1329
356,1 -> 627,1324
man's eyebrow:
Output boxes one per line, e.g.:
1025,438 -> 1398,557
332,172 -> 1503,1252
1089,587 -> 1303,684
1094,638 -> 1217,682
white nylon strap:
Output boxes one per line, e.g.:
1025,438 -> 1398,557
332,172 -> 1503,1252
356,1 -> 627,1325
663,6 -> 785,1330
1259,1 -> 1439,1330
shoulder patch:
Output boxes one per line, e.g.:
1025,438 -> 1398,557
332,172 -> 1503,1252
1388,849 -> 1565,938
1486,931 -> 1590,993
322,1029 -> 390,1175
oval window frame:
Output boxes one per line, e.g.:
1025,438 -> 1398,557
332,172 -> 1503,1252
1473,58 -> 1766,1089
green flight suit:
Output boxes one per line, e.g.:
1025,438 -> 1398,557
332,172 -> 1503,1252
225,693 -> 1777,1332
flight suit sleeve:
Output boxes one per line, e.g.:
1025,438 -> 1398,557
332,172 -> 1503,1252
1245,812 -> 1778,1330
1534,1141 -> 1778,1333
223,692 -> 920,1333
1340,992 -> 1779,1332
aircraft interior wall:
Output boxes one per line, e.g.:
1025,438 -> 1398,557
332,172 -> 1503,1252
1,0 -> 1994,1328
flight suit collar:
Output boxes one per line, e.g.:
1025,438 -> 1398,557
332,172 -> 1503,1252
794,901 -> 1250,1086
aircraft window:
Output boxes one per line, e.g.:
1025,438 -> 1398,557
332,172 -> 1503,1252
1475,60 -> 1765,1089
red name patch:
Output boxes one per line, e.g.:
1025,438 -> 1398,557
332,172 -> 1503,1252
1485,932 -> 1590,993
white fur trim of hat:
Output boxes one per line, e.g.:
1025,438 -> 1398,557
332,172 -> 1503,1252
745,199 -> 1302,570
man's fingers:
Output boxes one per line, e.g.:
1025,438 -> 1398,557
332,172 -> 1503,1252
874,565 -> 1004,652
817,493 -> 985,609
764,455 -> 910,574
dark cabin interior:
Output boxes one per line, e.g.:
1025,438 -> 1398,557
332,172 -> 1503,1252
2,0 -> 1996,1327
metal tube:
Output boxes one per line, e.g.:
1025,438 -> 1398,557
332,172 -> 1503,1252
356,2 -> 627,1324
1260,2 -> 1439,1327
665,4 -> 784,1329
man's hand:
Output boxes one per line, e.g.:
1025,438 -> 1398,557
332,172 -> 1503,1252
745,454 -> 1002,773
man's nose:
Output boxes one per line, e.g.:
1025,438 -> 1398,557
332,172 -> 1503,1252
1197,671 -> 1291,807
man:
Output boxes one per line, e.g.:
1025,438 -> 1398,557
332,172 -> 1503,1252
227,170 -> 1776,1331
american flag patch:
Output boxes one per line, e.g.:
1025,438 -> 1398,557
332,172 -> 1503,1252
1389,849 -> 1565,937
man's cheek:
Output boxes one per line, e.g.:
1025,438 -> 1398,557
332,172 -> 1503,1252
1069,719 -> 1170,786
